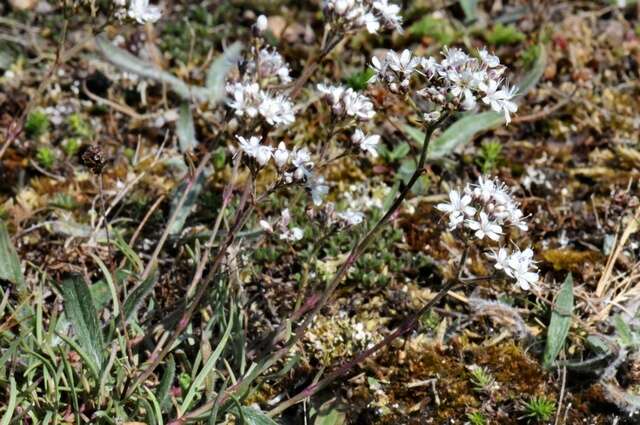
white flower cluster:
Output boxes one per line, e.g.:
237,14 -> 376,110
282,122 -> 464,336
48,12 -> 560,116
317,84 -> 376,121
436,176 -> 538,290
234,135 -> 329,205
260,209 -> 304,242
246,48 -> 292,84
370,47 -> 518,123
323,0 -> 403,34
316,84 -> 380,158
225,24 -> 296,128
113,0 -> 161,24
227,82 -> 295,127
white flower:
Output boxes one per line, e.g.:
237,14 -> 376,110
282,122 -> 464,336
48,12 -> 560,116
420,56 -> 439,77
351,129 -> 379,158
280,226 -> 304,242
337,210 -> 365,225
472,176 -> 497,203
372,0 -> 403,31
236,135 -> 273,166
274,142 -> 289,168
257,48 -> 292,83
466,211 -> 502,241
358,12 -> 380,33
308,175 -> 329,205
259,219 -> 273,233
342,89 -> 375,120
487,247 -> 510,271
437,190 -> 475,217
128,0 -> 162,24
478,48 -> 500,68
256,15 -> 268,33
387,49 -> 419,76
317,83 -> 347,114
291,148 -> 312,180
258,93 -> 295,126
505,248 -> 538,290
480,81 -> 518,124
369,56 -> 387,82
227,82 -> 260,118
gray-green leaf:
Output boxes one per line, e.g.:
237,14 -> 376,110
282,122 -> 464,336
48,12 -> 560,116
238,407 -> 279,425
96,35 -> 208,102
61,275 -> 104,374
206,42 -> 243,103
168,171 -> 206,236
177,103 -> 198,153
543,273 -> 574,368
0,220 -> 24,289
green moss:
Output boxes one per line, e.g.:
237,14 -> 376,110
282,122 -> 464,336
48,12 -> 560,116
523,395 -> 556,422
67,113 -> 92,138
521,44 -> 541,69
345,68 -> 375,91
485,23 -> 526,46
63,138 -> 81,157
25,110 -> 50,138
475,140 -> 503,174
409,15 -> 458,45
467,411 -> 487,425
36,146 -> 55,169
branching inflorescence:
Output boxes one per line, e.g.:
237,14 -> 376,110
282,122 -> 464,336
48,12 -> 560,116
370,47 -> 519,123
436,176 -> 539,290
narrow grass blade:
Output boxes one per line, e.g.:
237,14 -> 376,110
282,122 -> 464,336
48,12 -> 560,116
158,355 -> 176,412
180,306 -> 234,413
90,253 -> 119,317
0,376 -> 17,425
543,273 -> 574,368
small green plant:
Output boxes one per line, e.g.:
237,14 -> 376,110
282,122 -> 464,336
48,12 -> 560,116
345,68 -> 375,91
49,193 -> 78,210
485,23 -> 526,46
25,109 -> 50,138
475,140 -> 503,174
521,44 -> 541,69
63,138 -> 82,157
36,146 -> 55,169
467,411 -> 487,425
523,395 -> 556,422
67,113 -> 92,138
408,15 -> 458,45
469,365 -> 495,393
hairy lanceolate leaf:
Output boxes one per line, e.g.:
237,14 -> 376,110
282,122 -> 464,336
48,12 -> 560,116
404,44 -> 547,159
206,42 -> 243,103
177,103 -> 198,153
0,220 -> 24,288
122,271 -> 159,323
543,273 -> 574,368
238,407 -> 279,425
96,35 -> 208,102
60,275 -> 104,374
